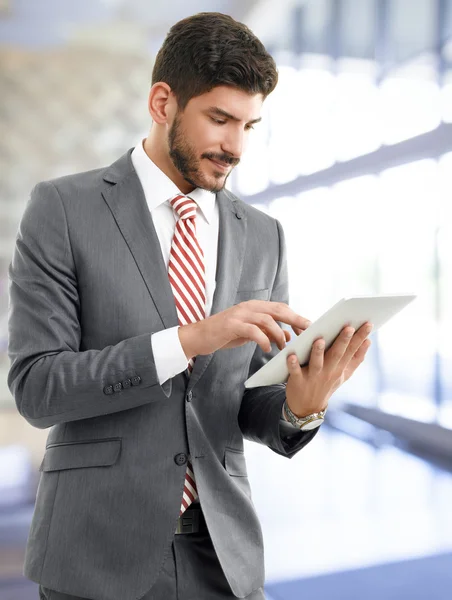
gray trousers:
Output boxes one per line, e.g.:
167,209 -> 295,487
38,530 -> 266,600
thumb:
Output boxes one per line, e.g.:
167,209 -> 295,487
287,353 -> 301,375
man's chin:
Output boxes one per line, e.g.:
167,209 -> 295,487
188,172 -> 227,193
206,178 -> 227,193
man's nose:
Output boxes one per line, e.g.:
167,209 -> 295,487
221,129 -> 244,160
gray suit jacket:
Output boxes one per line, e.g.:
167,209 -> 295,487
7,149 -> 319,600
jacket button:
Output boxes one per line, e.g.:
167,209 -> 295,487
131,375 -> 142,386
186,390 -> 193,402
174,453 -> 188,466
103,385 -> 114,395
113,382 -> 123,392
123,378 -> 132,389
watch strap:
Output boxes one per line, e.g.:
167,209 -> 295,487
283,400 -> 327,430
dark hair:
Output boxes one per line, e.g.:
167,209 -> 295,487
152,12 -> 278,109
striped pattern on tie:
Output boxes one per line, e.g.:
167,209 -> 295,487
168,193 -> 206,515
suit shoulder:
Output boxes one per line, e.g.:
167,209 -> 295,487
35,164 -> 109,199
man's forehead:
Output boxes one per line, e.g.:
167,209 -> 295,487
194,86 -> 263,120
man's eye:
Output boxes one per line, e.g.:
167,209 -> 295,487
211,118 -> 226,125
245,124 -> 255,131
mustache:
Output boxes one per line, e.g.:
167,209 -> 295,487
202,153 -> 240,167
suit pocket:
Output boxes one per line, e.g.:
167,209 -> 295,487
40,438 -> 122,472
224,447 -> 247,477
233,288 -> 269,304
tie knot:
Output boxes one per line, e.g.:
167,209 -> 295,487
170,194 -> 197,220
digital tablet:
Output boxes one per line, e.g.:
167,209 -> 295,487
244,294 -> 417,389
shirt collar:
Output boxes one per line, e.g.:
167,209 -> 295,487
131,139 -> 216,224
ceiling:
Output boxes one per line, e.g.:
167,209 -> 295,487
0,0 -> 294,49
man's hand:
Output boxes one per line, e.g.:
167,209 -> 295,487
178,300 -> 311,359
285,322 -> 373,417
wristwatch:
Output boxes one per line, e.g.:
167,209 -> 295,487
283,400 -> 327,431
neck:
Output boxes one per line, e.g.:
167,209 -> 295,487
142,134 -> 195,194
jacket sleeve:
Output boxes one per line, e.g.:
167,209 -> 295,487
237,218 -> 320,458
7,181 -> 172,430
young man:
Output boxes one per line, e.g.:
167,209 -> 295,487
7,12 -> 372,600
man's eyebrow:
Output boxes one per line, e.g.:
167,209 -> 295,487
206,106 -> 262,125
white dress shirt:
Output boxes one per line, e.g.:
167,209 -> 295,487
131,139 -> 298,430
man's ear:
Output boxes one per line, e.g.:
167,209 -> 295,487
148,82 -> 175,124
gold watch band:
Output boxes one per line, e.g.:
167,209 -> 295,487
283,400 -> 327,429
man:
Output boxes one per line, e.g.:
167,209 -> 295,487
7,12 -> 372,600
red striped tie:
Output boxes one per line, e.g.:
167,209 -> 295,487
168,193 -> 205,515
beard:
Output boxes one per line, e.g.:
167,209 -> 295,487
168,112 -> 239,193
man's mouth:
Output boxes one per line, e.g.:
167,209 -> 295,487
208,158 -> 231,172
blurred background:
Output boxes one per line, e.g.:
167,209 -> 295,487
1,0 -> 452,598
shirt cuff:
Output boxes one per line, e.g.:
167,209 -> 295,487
151,326 -> 189,386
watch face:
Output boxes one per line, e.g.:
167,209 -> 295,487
300,418 -> 323,431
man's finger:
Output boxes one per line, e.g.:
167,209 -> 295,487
287,353 -> 301,376
298,318 -> 312,330
353,338 -> 371,362
339,323 -> 373,370
325,327 -> 354,370
344,339 -> 371,381
308,338 -> 324,375
293,324 -> 309,335
248,301 -> 311,333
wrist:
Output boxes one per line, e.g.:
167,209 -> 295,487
285,402 -> 322,419
178,323 -> 198,360
283,399 -> 327,430
286,394 -> 329,419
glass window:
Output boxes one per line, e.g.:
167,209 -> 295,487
376,160 -> 439,421
341,0 -> 376,59
379,75 -> 441,144
266,66 -> 310,183
437,153 -> 452,428
290,67 -> 336,176
388,0 -> 436,62
300,0 -> 332,55
334,66 -> 381,160
234,101 -> 271,196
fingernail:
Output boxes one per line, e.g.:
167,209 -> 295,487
290,355 -> 297,364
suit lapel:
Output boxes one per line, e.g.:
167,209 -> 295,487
186,190 -> 247,390
101,149 -> 248,389
102,149 -> 179,330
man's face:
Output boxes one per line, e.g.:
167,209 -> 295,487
167,86 -> 263,193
